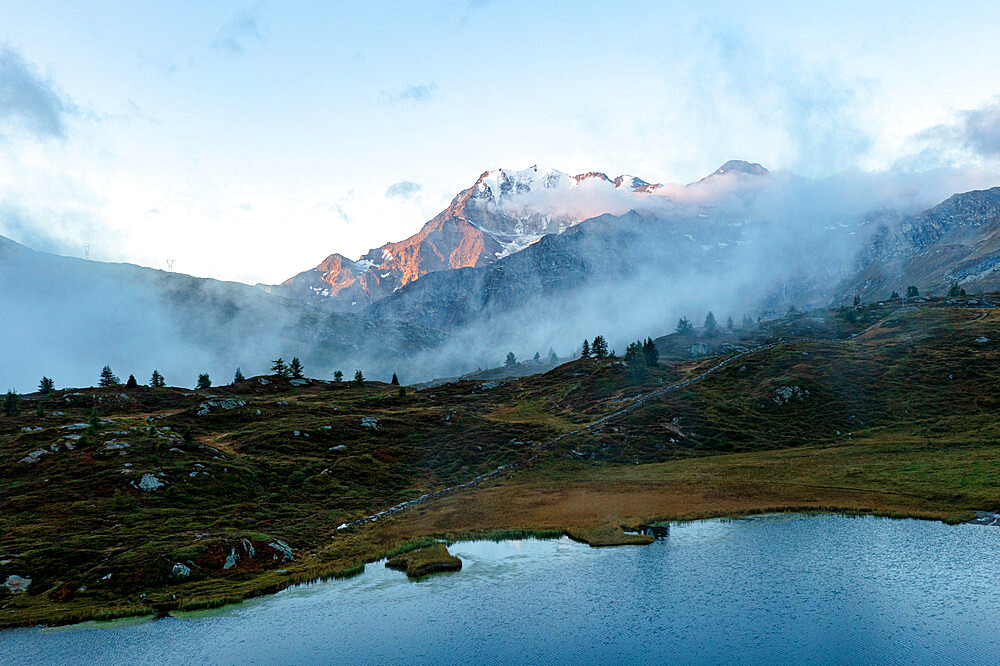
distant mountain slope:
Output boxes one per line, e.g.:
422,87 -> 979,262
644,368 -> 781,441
841,187 -> 1000,299
266,165 -> 679,311
366,193 -> 854,375
0,235 -> 439,390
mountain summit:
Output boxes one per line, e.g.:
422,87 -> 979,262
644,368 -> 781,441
695,160 -> 770,184
267,165 -> 667,310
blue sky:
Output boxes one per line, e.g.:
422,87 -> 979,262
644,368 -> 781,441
2,1 -> 1000,283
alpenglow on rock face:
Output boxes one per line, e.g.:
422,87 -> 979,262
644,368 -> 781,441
265,165 -> 677,311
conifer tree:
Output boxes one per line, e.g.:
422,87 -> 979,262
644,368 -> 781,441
197,373 -> 212,389
150,369 -> 165,387
726,316 -> 734,330
99,365 -> 120,387
581,339 -> 591,358
233,367 -> 245,384
642,337 -> 659,367
391,372 -> 400,385
592,335 -> 609,359
333,370 -> 343,382
38,377 -> 54,395
625,341 -> 648,378
289,357 -> 304,379
126,374 -> 138,388
353,369 -> 365,385
271,357 -> 290,377
906,285 -> 919,298
505,352 -> 517,367
703,311 -> 717,337
3,390 -> 19,416
742,314 -> 754,329
550,349 -> 559,364
533,351 -> 541,362
676,317 -> 693,335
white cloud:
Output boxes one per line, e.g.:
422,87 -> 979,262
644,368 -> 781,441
379,82 -> 437,104
0,46 -> 73,140
386,181 -> 421,199
210,10 -> 264,55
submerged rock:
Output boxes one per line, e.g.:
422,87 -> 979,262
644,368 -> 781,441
969,511 -> 1000,526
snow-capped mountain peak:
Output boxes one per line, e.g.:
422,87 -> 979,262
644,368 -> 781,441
270,161 -> 762,312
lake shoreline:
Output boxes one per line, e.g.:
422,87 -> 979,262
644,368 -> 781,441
1,504 -> 980,632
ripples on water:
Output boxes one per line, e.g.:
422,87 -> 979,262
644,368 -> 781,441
4,514 -> 999,665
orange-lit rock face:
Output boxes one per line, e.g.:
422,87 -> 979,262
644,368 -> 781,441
271,165 -> 671,311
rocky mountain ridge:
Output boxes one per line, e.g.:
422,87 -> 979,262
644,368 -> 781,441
267,163 -> 769,311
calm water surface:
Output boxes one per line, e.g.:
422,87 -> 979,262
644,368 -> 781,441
3,514 -> 999,665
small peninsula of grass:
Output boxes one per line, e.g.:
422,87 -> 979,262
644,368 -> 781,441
385,544 -> 462,578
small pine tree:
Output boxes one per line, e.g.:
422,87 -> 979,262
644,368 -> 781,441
550,349 -> 559,364
580,339 -> 591,358
397,386 -> 406,397
890,291 -> 900,299
853,294 -> 861,307
126,374 -> 138,388
592,335 -> 609,359
533,351 -> 541,363
947,282 -> 966,298
233,367 -> 245,383
197,373 -> 212,389
742,314 -> 754,329
289,357 -> 304,379
726,316 -> 734,330
152,369 -> 166,387
625,340 -> 647,377
505,352 -> 517,367
703,311 -> 717,337
3,390 -> 19,416
271,357 -> 290,377
643,337 -> 659,367
353,369 -> 365,385
676,317 -> 693,335
98,365 -> 120,387
38,377 -> 54,395
906,285 -> 919,298
391,372 -> 400,385
35,401 -> 46,417
88,408 -> 100,432
333,370 -> 343,382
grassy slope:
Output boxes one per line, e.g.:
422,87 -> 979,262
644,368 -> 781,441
2,298 -> 1000,626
